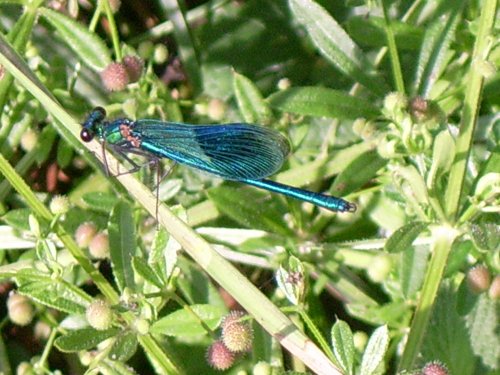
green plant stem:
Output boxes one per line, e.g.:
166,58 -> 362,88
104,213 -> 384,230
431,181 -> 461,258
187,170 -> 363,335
88,2 -> 102,31
0,153 -> 184,375
0,2 -> 41,143
163,0 -> 202,92
0,147 -> 36,200
458,202 -> 483,225
169,294 -> 218,339
298,309 -> 337,365
445,0 -> 497,220
381,0 -> 405,93
397,225 -> 459,372
0,333 -> 11,375
138,335 -> 184,374
0,152 -> 119,303
129,0 -> 231,44
428,195 -> 447,223
37,327 -> 57,371
102,0 -> 122,61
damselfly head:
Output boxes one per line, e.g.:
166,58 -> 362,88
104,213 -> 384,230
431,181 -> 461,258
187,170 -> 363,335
92,107 -> 107,119
81,107 -> 107,142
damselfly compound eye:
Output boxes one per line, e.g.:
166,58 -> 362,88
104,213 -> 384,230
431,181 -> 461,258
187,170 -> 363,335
80,128 -> 94,142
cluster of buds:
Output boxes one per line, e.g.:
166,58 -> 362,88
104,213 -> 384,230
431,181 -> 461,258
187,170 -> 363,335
206,310 -> 254,370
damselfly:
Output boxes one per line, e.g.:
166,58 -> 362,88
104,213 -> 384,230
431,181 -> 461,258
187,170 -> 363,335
81,107 -> 356,213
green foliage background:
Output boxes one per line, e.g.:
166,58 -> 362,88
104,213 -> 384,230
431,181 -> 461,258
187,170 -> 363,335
0,0 -> 498,374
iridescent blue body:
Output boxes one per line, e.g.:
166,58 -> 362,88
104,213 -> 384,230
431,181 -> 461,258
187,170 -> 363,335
81,107 -> 356,213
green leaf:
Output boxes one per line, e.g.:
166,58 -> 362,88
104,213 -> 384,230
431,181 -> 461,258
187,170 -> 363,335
385,221 -> 428,253
445,240 -> 471,277
81,192 -> 119,213
56,139 -> 74,169
346,16 -> 423,51
0,226 -> 34,250
466,295 -> 500,368
427,130 -> 455,191
347,301 -> 410,326
34,126 -> 57,165
422,283 -> 475,374
132,256 -> 165,289
55,328 -> 120,352
149,208 -> 184,281
400,245 -> 429,299
331,320 -> 355,375
267,87 -> 380,120
35,239 -> 57,265
276,256 -> 305,305
109,201 -> 137,292
207,185 -> 293,236
360,325 -> 389,375
149,228 -> 169,280
39,7 -> 111,71
2,208 -> 30,231
288,0 -> 388,96
470,222 -> 500,252
473,172 -> 500,203
163,232 -> 181,282
233,71 -> 272,124
109,331 -> 138,362
331,150 -> 387,196
414,2 -> 464,96
163,1 -> 202,92
53,88 -> 89,114
0,3 -> 39,113
18,278 -> 91,314
456,275 -> 479,316
480,146 -> 500,175
393,165 -> 430,210
150,304 -> 226,337
176,258 -> 226,306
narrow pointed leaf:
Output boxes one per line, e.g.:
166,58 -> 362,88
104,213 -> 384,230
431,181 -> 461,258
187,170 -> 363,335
331,320 -> 355,375
55,328 -> 120,352
360,325 -> 389,375
414,2 -> 464,96
331,150 -> 387,196
289,0 -> 388,95
151,304 -> 226,337
346,16 -> 423,51
233,71 -> 272,124
39,8 -> 111,70
400,245 -> 429,298
132,256 -> 165,289
207,185 -> 293,236
385,221 -> 428,253
268,87 -> 380,120
109,201 -> 137,292
18,278 -> 91,314
109,331 -> 139,362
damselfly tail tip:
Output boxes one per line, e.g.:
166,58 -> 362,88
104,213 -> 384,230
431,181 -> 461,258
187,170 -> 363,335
346,202 -> 357,212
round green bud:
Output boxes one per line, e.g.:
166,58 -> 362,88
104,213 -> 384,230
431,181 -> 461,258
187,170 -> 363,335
207,98 -> 227,122
75,222 -> 97,248
49,195 -> 70,215
7,292 -> 35,326
88,232 -> 110,259
86,299 -> 113,330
